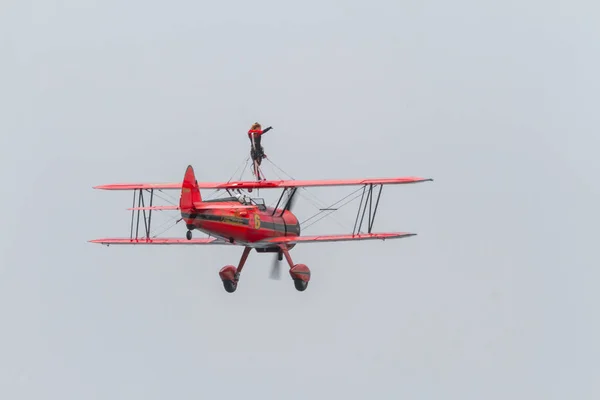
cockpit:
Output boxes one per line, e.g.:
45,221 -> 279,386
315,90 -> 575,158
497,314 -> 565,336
236,194 -> 267,211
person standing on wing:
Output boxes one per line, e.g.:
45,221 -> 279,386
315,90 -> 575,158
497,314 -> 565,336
248,122 -> 273,162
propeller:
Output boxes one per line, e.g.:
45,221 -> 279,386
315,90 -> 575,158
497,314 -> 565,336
269,188 -> 298,280
269,252 -> 283,280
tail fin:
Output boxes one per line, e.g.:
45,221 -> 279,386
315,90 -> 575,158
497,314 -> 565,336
179,165 -> 202,211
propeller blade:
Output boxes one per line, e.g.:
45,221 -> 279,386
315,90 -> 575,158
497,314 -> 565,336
269,253 -> 282,280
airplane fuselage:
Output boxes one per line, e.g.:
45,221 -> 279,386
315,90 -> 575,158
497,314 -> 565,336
182,203 -> 300,245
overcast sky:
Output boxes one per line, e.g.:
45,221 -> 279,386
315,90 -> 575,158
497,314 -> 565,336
1,1 -> 599,399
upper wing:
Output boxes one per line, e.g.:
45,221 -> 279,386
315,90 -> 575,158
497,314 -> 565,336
93,182 -> 185,190
222,177 -> 433,189
94,177 -> 432,191
259,232 -> 416,245
89,237 -> 231,245
128,204 -> 257,211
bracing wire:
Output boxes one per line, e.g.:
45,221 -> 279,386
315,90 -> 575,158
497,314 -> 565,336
143,154 -> 367,238
266,158 -> 345,211
238,157 -> 250,181
301,190 -> 366,232
299,186 -> 365,230
204,156 -> 251,201
265,157 -> 354,232
140,155 -> 254,239
150,216 -> 181,238
153,189 -> 178,205
228,156 -> 251,183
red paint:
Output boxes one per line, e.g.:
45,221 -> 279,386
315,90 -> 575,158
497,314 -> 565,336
219,265 -> 237,281
93,177 -> 432,191
265,232 -> 416,244
290,264 -> 311,282
89,238 -> 219,244
91,164 -> 433,293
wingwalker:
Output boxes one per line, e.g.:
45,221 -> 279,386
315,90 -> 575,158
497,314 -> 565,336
90,154 -> 433,293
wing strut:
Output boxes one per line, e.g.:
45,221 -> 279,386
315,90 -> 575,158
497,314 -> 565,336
129,188 -> 169,241
272,188 -> 288,216
352,184 -> 384,235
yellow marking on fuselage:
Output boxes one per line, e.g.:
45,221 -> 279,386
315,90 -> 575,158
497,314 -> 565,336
221,216 -> 246,226
254,214 -> 261,229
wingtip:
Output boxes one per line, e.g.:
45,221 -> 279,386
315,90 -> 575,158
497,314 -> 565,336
398,232 -> 417,237
92,185 -> 113,190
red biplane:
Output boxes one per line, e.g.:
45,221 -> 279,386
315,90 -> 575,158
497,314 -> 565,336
91,165 -> 432,293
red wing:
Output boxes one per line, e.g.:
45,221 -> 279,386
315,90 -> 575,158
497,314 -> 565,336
127,204 -> 256,211
94,183 -> 184,190
89,238 -> 231,245
94,177 -> 432,191
261,232 -> 416,244
218,177 -> 432,190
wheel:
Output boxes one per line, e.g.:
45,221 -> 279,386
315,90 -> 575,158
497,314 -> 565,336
186,230 -> 192,240
293,279 -> 308,292
223,280 -> 237,293
277,251 -> 283,261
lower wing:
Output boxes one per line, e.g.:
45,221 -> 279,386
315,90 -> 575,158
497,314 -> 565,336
89,238 -> 231,245
89,233 -> 415,246
259,232 -> 416,245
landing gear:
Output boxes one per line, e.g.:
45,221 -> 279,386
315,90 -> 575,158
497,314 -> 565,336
218,247 -> 251,293
218,246 -> 311,293
279,247 -> 311,292
186,230 -> 192,240
294,279 -> 308,291
222,279 -> 237,293
289,263 -> 311,292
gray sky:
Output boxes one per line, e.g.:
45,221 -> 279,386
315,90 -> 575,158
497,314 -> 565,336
1,0 -> 599,399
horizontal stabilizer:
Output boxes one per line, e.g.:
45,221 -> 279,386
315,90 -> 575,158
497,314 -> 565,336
261,232 -> 416,245
127,203 -> 256,211
89,237 -> 230,245
193,202 -> 257,211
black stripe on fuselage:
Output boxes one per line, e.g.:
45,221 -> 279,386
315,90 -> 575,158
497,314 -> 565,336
181,213 -> 300,235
